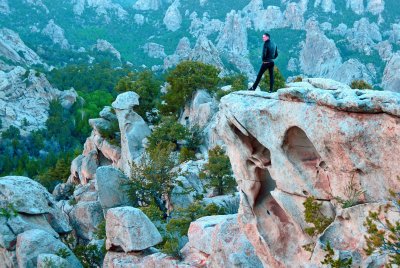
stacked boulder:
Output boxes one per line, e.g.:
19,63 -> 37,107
0,176 -> 82,267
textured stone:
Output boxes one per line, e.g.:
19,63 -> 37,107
16,229 -> 82,268
182,214 -> 263,267
382,53 -> 400,93
105,207 -> 162,252
94,39 -> 121,61
96,166 -> 130,210
37,254 -> 70,268
0,248 -> 17,268
163,0 -> 182,32
70,201 -> 104,241
42,19 -> 70,49
215,83 -> 400,266
143,42 -> 166,59
133,0 -> 162,11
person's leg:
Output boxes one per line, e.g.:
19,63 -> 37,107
250,63 -> 267,90
268,62 -> 274,92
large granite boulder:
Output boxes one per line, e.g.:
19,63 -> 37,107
70,201 -> 104,241
382,53 -> 400,93
15,229 -> 82,268
163,0 -> 182,32
95,166 -> 130,210
215,80 -> 400,266
181,214 -> 263,267
105,207 -> 162,252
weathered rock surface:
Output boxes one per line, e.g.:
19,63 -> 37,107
143,42 -> 166,59
0,28 -> 43,66
42,19 -> 70,49
382,53 -> 400,93
300,20 -> 342,78
70,201 -> 104,241
182,214 -> 263,267
96,166 -> 130,210
0,0 -> 10,14
346,18 -> 381,55
16,229 -> 82,268
94,39 -> 121,61
72,0 -> 127,20
103,250 -> 188,268
216,79 -> 400,266
163,0 -> 182,32
112,92 -> 151,176
37,254 -> 70,268
133,0 -> 162,11
314,0 -> 335,13
105,207 -> 162,252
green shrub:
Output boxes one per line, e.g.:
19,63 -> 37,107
179,147 -> 196,163
217,73 -> 248,99
115,70 -> 161,121
321,242 -> 352,268
350,80 -> 372,90
55,248 -> 71,259
96,119 -> 120,146
160,61 -> 220,117
293,76 -> 303,82
364,190 -> 400,265
73,244 -> 103,268
36,157 -> 72,192
147,117 -> 189,152
0,203 -> 18,219
200,146 -> 236,196
303,196 -> 333,236
260,66 -> 286,92
94,220 -> 106,240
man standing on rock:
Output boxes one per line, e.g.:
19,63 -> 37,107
248,33 -> 278,93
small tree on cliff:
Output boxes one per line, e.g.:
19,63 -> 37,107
159,61 -> 220,117
125,143 -> 176,213
200,146 -> 236,195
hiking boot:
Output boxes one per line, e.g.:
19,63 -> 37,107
248,86 -> 255,91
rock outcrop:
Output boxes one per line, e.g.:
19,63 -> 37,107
0,66 -> 71,134
105,207 -> 162,252
382,53 -> 400,93
163,0 -> 182,32
133,0 -> 162,11
94,39 -> 121,61
0,0 -> 9,14
0,28 -> 43,66
72,0 -> 127,20
215,79 -> 400,267
42,19 -> 70,49
182,214 -> 263,267
0,176 -> 77,267
143,42 -> 166,59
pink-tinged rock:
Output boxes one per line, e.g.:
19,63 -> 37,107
310,203 -> 396,267
70,201 -> 104,241
216,83 -> 400,266
103,250 -> 189,268
182,214 -> 263,267
16,229 -> 82,268
105,207 -> 162,252
0,247 -> 17,268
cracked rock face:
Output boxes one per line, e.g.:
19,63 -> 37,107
216,80 -> 400,266
42,20 -> 70,49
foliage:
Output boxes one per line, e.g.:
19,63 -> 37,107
200,146 -> 236,195
350,80 -> 373,90
73,244 -> 104,268
41,257 -> 67,268
161,202 -> 226,257
160,61 -> 220,117
303,196 -> 333,236
0,203 -> 18,219
115,70 -> 162,121
334,176 -> 365,208
260,66 -> 286,92
293,76 -> 303,82
94,220 -> 106,240
364,190 -> 400,266
125,143 -> 176,212
321,242 -> 352,268
96,119 -> 120,146
147,117 -> 189,152
36,156 -> 74,192
55,248 -> 71,259
179,147 -> 196,163
216,73 -> 248,99
140,202 -> 165,223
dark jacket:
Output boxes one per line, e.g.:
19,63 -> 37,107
262,40 -> 278,62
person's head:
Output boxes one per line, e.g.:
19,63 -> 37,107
263,33 -> 270,41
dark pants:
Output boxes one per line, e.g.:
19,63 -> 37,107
252,61 -> 274,91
